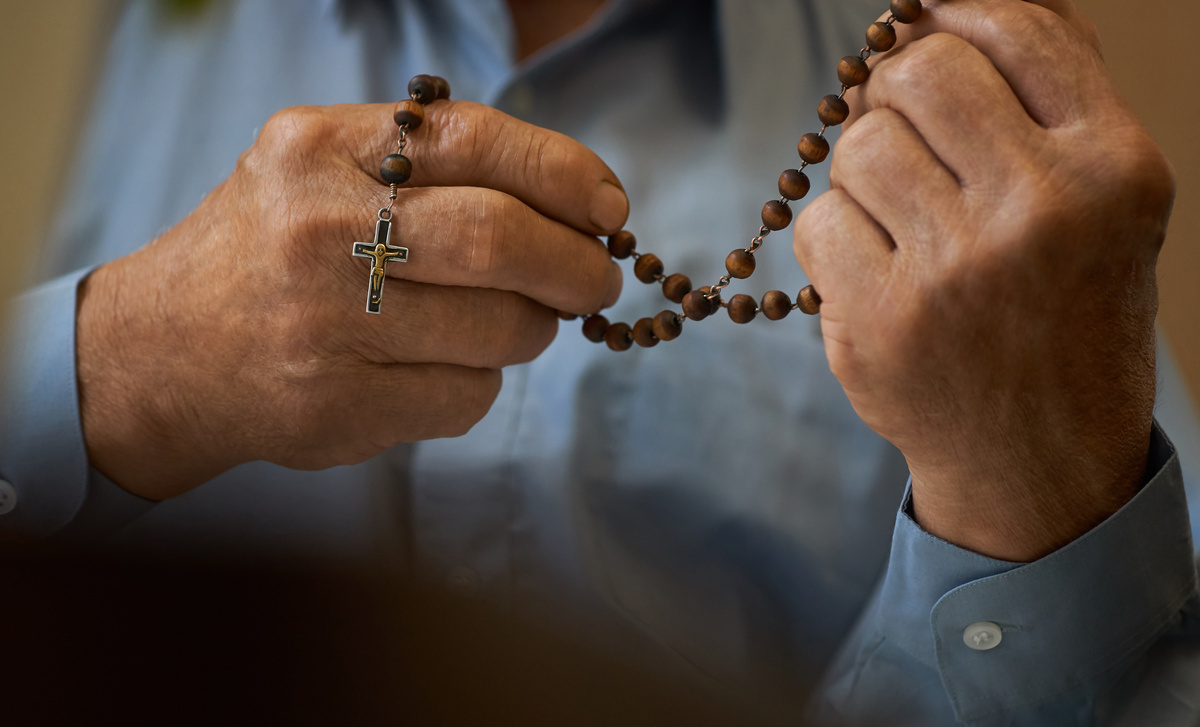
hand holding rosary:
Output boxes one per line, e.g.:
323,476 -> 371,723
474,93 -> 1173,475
355,0 -> 924,349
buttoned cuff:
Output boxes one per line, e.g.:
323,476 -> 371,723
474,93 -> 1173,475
0,269 -> 156,540
876,421 -> 1197,723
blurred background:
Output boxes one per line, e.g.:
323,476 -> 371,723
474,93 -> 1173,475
0,1 -> 1197,725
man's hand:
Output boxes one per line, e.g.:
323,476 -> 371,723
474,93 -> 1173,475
76,101 -> 628,500
793,0 -> 1175,561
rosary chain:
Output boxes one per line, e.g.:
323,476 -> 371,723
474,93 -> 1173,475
569,0 -> 922,350
375,3 -> 922,347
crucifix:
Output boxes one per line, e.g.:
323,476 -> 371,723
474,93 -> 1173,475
351,211 -> 408,314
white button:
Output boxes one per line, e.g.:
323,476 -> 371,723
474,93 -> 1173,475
446,565 -> 479,596
0,479 -> 16,515
963,621 -> 1003,651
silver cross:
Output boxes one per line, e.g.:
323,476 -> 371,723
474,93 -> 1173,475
351,212 -> 409,314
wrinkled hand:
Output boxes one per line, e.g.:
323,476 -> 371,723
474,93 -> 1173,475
77,101 -> 628,500
793,0 -> 1174,560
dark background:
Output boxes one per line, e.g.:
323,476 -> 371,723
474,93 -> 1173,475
3,547 -> 768,726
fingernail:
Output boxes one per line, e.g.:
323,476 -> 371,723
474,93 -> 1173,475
589,180 -> 629,234
603,261 -> 623,309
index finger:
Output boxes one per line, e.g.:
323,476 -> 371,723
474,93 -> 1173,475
337,101 -> 630,237
879,0 -> 1117,127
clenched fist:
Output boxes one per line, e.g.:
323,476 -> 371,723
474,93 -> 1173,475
76,101 -> 628,500
794,0 -> 1174,560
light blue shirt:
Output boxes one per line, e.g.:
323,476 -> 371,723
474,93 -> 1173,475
3,0 -> 1200,723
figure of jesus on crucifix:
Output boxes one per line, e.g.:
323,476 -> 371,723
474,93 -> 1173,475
351,214 -> 408,314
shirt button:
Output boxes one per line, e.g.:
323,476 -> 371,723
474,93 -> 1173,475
963,621 -> 1003,651
0,479 -> 16,515
446,565 -> 479,596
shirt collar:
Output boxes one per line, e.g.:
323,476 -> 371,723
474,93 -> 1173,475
318,0 -> 832,157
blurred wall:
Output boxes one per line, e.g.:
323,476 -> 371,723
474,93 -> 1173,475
1078,0 -> 1200,407
0,1 -> 1197,403
0,2 -> 110,331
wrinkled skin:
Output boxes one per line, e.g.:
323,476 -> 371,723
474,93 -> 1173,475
77,102 -> 628,499
793,0 -> 1174,560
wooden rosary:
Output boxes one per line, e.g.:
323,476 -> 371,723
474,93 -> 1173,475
360,0 -> 924,346
350,75 -> 450,313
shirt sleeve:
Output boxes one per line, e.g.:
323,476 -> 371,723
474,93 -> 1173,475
0,269 -> 156,541
810,421 -> 1200,726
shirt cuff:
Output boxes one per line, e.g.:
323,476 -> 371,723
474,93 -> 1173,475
0,269 -> 155,540
874,421 -> 1197,723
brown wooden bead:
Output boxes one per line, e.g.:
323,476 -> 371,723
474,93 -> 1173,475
866,22 -> 897,52
633,318 -> 659,348
380,154 -> 412,184
662,273 -> 692,303
408,74 -> 438,104
725,249 -> 756,279
817,95 -> 850,126
778,169 -> 811,201
607,230 -> 636,259
433,76 -> 452,100
761,200 -> 793,231
652,310 -> 683,341
682,289 -> 719,321
605,322 -> 633,351
393,99 -> 425,130
797,133 -> 830,165
582,314 -> 609,342
761,290 -> 792,321
837,56 -> 870,87
797,285 -> 822,315
728,294 -> 758,324
890,0 -> 922,24
557,310 -> 578,321
633,253 -> 664,284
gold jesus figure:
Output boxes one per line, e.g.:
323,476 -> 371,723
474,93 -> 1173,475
351,217 -> 408,314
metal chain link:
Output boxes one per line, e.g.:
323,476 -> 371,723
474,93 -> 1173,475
383,123 -> 412,215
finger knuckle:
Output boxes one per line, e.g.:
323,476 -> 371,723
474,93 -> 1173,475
831,108 -> 903,181
459,189 -> 508,277
793,190 -> 853,278
982,3 -> 1064,48
518,129 -> 562,194
419,186 -> 508,278
1052,129 -> 1175,245
233,144 -> 264,180
426,101 -> 504,179
885,33 -> 970,91
238,106 -> 330,183
795,190 -> 849,240
1114,137 -> 1176,216
256,105 -> 333,160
